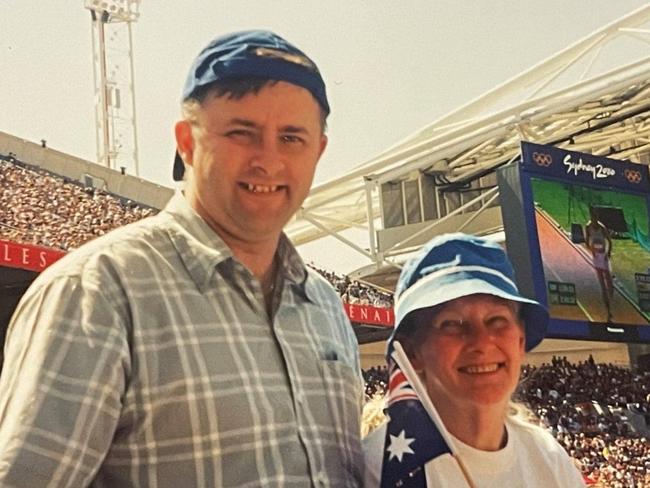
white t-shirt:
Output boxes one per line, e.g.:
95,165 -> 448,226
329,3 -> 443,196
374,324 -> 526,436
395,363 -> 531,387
363,416 -> 585,487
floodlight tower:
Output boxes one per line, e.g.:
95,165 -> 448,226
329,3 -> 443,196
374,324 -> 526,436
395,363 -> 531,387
84,0 -> 141,175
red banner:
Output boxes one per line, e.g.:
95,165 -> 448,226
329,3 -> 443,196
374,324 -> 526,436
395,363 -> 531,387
0,239 -> 65,272
344,303 -> 394,327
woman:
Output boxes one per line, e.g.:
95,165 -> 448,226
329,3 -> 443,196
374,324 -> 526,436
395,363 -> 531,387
363,233 -> 584,487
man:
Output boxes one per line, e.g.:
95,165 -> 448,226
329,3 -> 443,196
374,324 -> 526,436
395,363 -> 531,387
0,30 -> 363,487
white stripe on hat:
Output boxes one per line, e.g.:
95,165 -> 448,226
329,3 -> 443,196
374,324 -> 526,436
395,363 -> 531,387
396,264 -> 519,310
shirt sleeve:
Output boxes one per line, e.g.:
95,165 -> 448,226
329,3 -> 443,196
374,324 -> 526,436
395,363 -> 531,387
0,271 -> 130,487
362,424 -> 385,488
533,424 -> 586,487
338,300 -> 365,412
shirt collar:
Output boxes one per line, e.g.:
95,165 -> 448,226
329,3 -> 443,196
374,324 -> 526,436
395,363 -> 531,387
163,192 -> 233,291
163,192 -> 314,300
274,233 -> 317,303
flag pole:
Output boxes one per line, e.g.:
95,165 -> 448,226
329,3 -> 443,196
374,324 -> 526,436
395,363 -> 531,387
392,341 -> 478,488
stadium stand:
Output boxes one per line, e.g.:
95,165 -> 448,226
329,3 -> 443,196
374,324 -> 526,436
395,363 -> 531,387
361,357 -> 650,486
0,155 -> 157,251
309,264 -> 394,308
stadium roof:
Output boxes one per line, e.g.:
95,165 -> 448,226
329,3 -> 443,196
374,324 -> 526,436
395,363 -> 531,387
285,5 -> 650,288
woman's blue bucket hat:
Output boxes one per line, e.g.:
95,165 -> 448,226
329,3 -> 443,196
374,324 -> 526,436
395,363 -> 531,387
391,233 -> 548,352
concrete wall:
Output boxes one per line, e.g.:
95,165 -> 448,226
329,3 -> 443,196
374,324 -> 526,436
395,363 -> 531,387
525,338 -> 630,366
360,340 -> 388,370
376,206 -> 502,253
0,131 -> 174,209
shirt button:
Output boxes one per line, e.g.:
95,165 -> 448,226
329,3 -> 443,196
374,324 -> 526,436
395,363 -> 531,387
295,392 -> 304,404
316,472 -> 327,486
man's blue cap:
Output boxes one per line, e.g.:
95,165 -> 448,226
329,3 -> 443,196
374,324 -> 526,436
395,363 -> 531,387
391,233 -> 548,352
174,30 -> 329,181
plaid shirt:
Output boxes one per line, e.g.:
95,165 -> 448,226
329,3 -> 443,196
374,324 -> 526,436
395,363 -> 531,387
0,193 -> 363,487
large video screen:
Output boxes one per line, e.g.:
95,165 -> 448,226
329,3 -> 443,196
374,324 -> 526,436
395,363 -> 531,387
498,142 -> 650,343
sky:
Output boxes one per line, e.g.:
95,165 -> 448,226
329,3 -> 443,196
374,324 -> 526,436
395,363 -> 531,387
1,1 -> 648,273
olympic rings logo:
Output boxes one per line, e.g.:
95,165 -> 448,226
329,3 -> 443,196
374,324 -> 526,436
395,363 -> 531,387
532,152 -> 552,167
624,169 -> 642,184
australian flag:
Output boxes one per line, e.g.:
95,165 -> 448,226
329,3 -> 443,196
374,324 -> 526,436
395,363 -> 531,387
380,354 -> 452,487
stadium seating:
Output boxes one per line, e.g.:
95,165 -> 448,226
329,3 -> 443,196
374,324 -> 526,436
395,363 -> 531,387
308,264 -> 394,308
0,156 -> 156,251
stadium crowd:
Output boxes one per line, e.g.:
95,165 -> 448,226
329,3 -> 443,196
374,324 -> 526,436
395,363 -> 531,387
362,356 -> 650,487
518,356 -> 650,486
362,364 -> 389,398
309,264 -> 394,308
0,157 -> 156,251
